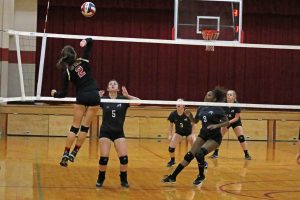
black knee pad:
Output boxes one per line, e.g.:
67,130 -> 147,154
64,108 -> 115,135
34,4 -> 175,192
184,151 -> 194,163
119,156 -> 128,165
70,126 -> 79,134
80,125 -> 89,133
99,157 -> 109,165
238,135 -> 245,143
195,148 -> 208,163
168,147 -> 175,153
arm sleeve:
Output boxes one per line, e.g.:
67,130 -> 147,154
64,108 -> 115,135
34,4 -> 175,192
54,71 -> 69,98
82,38 -> 93,60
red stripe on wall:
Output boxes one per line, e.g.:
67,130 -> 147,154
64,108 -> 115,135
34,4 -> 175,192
0,48 -> 36,64
0,48 -> 9,61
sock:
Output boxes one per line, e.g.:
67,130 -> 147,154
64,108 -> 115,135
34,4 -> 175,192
171,157 -> 175,162
63,147 -> 70,155
244,150 -> 249,156
214,148 -> 219,155
98,171 -> 106,181
72,145 -> 81,156
120,171 -> 127,182
171,164 -> 184,178
198,161 -> 205,177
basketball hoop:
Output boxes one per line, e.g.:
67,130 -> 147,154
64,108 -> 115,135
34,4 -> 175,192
201,30 -> 220,51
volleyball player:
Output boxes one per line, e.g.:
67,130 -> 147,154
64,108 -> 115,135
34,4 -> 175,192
96,79 -> 140,188
51,38 -> 100,167
162,87 -> 229,185
166,99 -> 196,167
210,90 -> 252,160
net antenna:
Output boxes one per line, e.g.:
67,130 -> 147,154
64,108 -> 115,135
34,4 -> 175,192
36,0 -> 51,100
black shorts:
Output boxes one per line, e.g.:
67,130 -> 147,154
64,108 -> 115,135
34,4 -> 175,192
176,131 -> 192,137
99,130 -> 125,141
76,90 -> 100,106
227,120 -> 242,129
198,129 -> 222,145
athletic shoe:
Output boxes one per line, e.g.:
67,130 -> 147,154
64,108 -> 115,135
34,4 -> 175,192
121,180 -> 130,188
245,154 -> 252,160
162,175 -> 176,183
204,161 -> 208,169
193,175 -> 205,185
166,160 -> 176,167
210,153 -> 218,159
68,152 -> 75,162
59,155 -> 69,167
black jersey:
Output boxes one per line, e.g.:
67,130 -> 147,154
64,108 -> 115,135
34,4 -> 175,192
100,95 -> 129,132
54,38 -> 99,98
222,106 -> 241,121
195,106 -> 226,134
168,111 -> 192,135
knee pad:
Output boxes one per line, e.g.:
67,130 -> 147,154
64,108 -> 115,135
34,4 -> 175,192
119,156 -> 128,165
80,125 -> 89,133
70,126 -> 79,134
168,147 -> 175,153
184,151 -> 194,163
99,157 -> 109,165
238,135 -> 245,143
195,148 -> 208,163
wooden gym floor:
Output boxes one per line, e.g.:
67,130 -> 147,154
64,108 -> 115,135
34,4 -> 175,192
0,136 -> 299,200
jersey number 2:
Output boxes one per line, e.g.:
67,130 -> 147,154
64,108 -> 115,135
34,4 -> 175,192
75,66 -> 86,78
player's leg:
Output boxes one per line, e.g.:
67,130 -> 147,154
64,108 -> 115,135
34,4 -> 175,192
96,137 -> 112,187
194,139 -> 219,185
114,137 -> 129,188
211,127 -> 228,159
59,104 -> 85,167
233,126 -> 251,160
69,105 -> 99,162
162,136 -> 206,183
167,133 -> 183,167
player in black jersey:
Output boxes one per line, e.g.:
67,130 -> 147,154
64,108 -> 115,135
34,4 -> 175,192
96,79 -> 140,188
162,87 -> 229,185
166,99 -> 196,167
210,90 -> 251,160
51,38 -> 100,167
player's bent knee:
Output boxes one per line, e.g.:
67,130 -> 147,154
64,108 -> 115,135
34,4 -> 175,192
168,147 -> 175,153
80,125 -> 89,133
238,135 -> 245,143
119,155 -> 128,165
184,151 -> 194,162
195,148 -> 208,162
99,157 -> 109,165
70,126 -> 79,134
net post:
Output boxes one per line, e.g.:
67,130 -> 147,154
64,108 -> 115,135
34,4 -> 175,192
15,34 -> 26,100
36,34 -> 47,99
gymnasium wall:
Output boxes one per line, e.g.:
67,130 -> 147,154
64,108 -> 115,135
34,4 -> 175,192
36,0 -> 300,105
0,0 -> 37,98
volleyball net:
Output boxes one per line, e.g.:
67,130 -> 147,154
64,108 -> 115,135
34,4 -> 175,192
0,29 -> 299,111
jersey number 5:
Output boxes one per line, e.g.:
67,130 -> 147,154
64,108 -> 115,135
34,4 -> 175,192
112,110 -> 116,118
75,66 -> 86,78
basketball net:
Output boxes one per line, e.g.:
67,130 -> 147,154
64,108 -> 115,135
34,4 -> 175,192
201,30 -> 220,51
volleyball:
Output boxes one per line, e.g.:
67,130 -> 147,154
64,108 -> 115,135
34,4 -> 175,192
81,2 -> 96,17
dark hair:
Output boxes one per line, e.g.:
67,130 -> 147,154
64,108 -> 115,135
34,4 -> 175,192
56,45 -> 77,69
212,86 -> 226,102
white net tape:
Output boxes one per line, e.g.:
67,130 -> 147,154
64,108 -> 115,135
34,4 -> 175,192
1,96 -> 300,110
